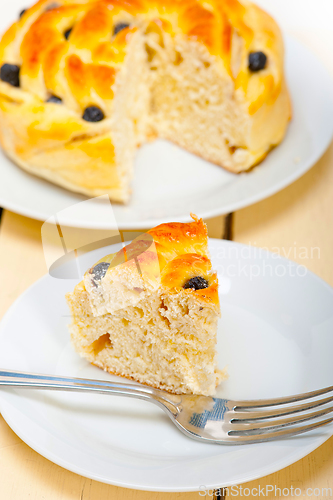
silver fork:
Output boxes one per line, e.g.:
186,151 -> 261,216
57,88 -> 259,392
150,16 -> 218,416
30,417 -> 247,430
0,369 -> 332,444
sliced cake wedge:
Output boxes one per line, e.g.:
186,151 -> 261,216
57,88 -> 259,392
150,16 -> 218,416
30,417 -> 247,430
66,215 -> 225,395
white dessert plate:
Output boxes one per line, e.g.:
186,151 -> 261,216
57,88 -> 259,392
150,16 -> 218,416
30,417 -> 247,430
0,5 -> 332,229
0,239 -> 332,492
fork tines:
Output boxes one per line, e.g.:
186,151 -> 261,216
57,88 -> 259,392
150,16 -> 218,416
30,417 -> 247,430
224,385 -> 333,443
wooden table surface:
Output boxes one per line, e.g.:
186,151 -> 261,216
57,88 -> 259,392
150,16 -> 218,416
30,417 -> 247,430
1,2 -> 333,498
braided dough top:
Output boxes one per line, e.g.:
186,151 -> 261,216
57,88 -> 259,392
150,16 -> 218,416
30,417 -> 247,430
0,0 -> 284,117
83,214 -> 220,314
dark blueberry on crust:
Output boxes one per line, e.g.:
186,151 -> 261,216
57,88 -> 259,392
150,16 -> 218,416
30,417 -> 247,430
89,262 -> 110,287
46,95 -> 62,104
83,106 -> 105,122
248,51 -> 267,72
19,9 -> 27,18
64,28 -> 72,40
0,64 -> 20,87
113,23 -> 130,36
183,276 -> 209,290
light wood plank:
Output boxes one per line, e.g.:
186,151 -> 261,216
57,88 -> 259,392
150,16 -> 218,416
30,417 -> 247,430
0,212 -> 48,318
233,143 -> 333,498
234,143 -> 333,287
232,15 -> 333,497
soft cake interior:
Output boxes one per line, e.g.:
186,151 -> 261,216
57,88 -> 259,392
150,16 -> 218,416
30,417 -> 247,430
67,282 -> 222,396
113,24 -> 249,183
110,15 -> 289,194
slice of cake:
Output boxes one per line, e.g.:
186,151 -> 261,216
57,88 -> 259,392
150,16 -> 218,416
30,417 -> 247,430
66,215 -> 225,395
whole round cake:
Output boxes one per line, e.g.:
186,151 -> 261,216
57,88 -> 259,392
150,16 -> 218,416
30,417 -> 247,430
0,0 -> 291,203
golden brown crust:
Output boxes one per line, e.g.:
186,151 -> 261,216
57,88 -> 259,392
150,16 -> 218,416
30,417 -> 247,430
0,0 -> 286,110
161,253 -> 220,308
87,214 -> 220,309
148,216 -> 209,269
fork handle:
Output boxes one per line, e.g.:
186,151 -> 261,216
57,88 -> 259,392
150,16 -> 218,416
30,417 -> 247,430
0,369 -> 178,411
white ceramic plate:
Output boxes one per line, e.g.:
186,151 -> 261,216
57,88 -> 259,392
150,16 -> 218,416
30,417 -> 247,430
0,18 -> 332,229
0,239 -> 332,492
